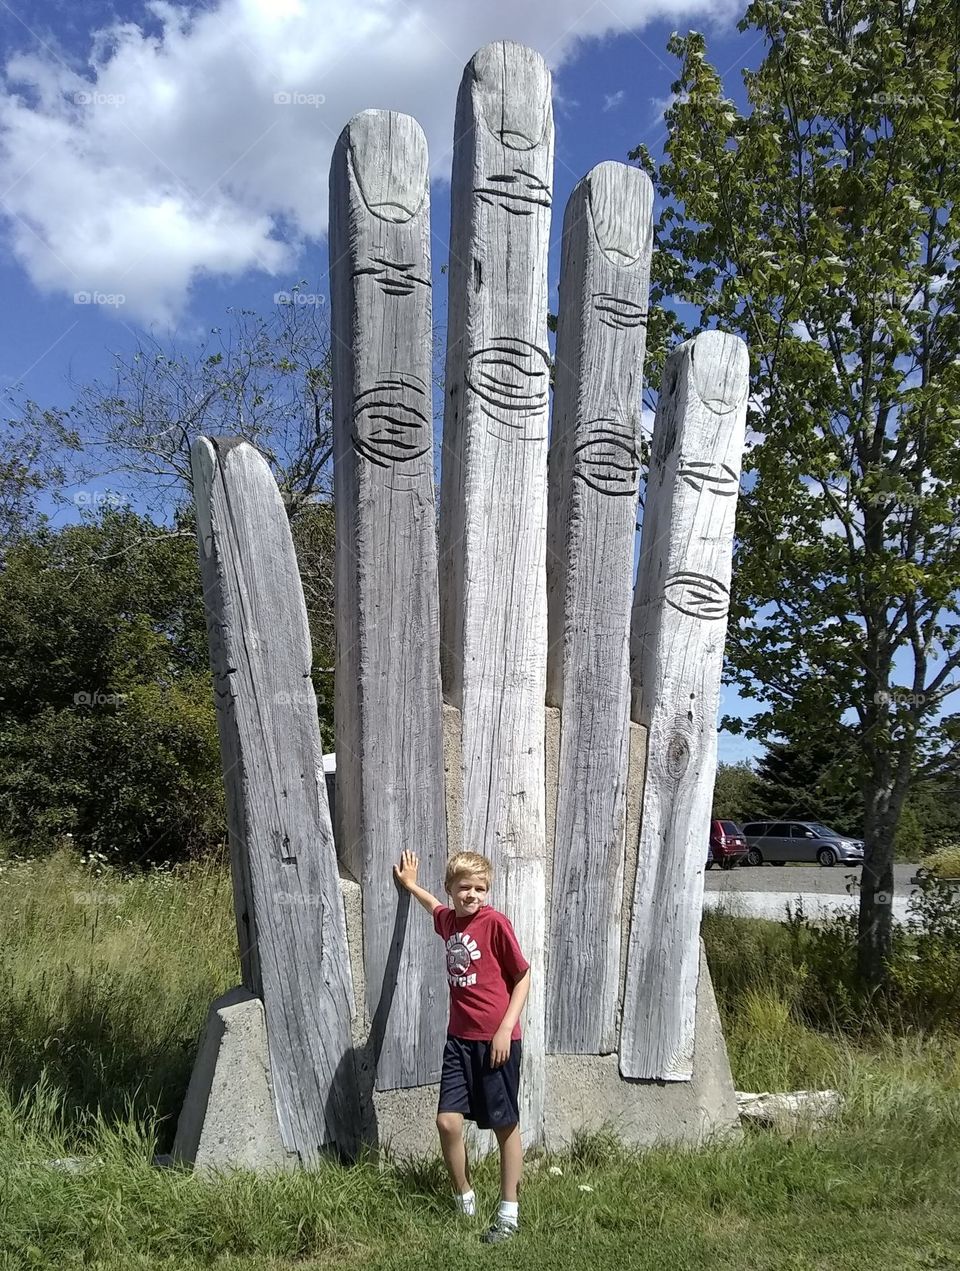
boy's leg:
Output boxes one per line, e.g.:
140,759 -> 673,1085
437,1038 -> 474,1204
436,1111 -> 471,1193
493,1122 -> 522,1203
480,1042 -> 522,1241
481,1123 -> 522,1242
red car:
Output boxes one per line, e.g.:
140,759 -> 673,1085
706,819 -> 748,870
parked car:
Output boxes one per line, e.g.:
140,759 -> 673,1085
706,819 -> 748,870
741,820 -> 864,867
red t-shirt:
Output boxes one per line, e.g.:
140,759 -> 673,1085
432,903 -> 530,1041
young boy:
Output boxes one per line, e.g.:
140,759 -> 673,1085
393,847 -> 530,1243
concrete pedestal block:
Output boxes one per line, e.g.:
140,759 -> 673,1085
172,987 -> 298,1174
544,942 -> 742,1152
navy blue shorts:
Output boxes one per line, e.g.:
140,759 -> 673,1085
437,1036 -> 522,1130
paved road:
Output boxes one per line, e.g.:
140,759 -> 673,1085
702,862 -> 922,925
704,862 -> 919,895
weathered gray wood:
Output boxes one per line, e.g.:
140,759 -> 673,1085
619,331 -> 749,1080
190,435 -> 358,1161
438,41 -> 553,1147
545,162 -> 653,1054
329,110 -> 447,1091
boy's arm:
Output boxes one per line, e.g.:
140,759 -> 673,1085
490,968 -> 530,1067
393,849 -> 444,916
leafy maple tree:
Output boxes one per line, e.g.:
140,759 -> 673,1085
634,0 -> 960,985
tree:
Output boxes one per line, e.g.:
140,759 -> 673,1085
5,295 -> 338,731
896,772 -> 960,857
0,506 -> 224,864
634,0 -> 960,986
46,292 -> 335,521
0,407 -> 80,558
712,760 -> 761,822
752,732 -> 862,834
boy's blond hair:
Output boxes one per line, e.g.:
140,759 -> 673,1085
445,851 -> 493,892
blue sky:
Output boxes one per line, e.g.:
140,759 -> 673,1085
0,0 -> 770,762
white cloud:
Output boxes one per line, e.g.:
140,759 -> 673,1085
0,0 -> 734,325
648,89 -> 687,121
603,89 -> 625,111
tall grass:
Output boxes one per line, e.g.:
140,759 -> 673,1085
0,848 -> 237,1149
2,1065 -> 959,1270
703,885 -> 960,1061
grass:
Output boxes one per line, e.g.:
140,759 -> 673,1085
0,847 -> 237,1145
2,850 -> 960,1270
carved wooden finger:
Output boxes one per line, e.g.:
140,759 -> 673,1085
438,41 -> 553,1145
619,331 -> 749,1080
329,110 -> 447,1091
191,436 -> 358,1161
545,162 -> 653,1053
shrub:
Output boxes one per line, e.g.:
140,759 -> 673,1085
922,846 -> 960,879
0,679 -> 225,867
704,882 -> 960,1039
0,509 -> 227,867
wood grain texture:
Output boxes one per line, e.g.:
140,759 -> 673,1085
545,162 -> 653,1054
437,42 -> 553,1146
619,331 -> 748,1080
329,110 -> 448,1092
191,435 -> 358,1161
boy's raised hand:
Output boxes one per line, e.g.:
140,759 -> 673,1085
393,849 -> 419,891
394,851 -> 445,916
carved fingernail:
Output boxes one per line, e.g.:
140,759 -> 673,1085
472,41 -> 550,151
689,332 -> 750,414
586,162 -> 653,267
353,373 -> 431,468
573,419 -> 641,497
347,109 -> 428,223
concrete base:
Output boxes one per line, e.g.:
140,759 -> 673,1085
171,987 -> 297,1174
545,941 -> 741,1151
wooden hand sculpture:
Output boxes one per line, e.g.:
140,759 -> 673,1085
191,39 -> 748,1166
